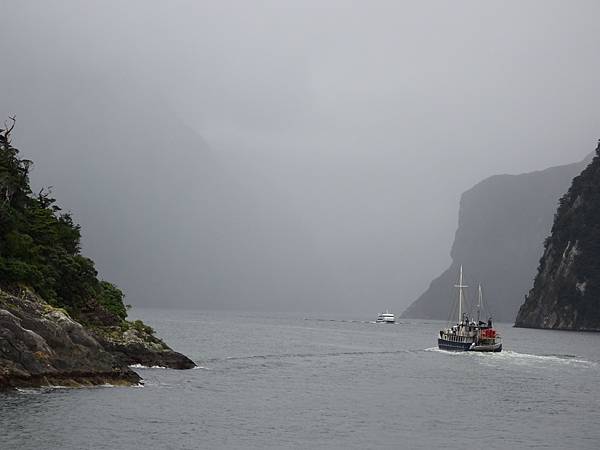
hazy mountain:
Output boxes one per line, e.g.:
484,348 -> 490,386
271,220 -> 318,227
3,2 -> 599,315
515,144 -> 600,330
401,154 -> 592,322
0,65 -> 338,311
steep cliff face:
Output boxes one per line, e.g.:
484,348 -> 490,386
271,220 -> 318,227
515,145 -> 600,330
402,155 -> 591,322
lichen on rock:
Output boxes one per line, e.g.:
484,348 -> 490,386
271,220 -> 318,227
0,289 -> 140,389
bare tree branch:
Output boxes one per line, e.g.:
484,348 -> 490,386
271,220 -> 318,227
2,115 -> 16,144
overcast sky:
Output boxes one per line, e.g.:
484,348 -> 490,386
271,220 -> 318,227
1,1 -> 599,313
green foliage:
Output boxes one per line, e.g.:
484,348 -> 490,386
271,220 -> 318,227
131,319 -> 154,335
526,143 -> 600,328
98,281 -> 127,320
0,124 -> 128,324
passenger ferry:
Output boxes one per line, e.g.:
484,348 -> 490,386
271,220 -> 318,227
376,310 -> 396,324
438,266 -> 502,352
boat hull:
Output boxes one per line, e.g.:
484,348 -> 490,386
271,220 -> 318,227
437,338 -> 473,351
437,338 -> 502,352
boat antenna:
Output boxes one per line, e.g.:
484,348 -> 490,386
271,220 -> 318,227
454,265 -> 468,323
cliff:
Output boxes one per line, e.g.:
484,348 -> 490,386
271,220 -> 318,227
402,154 -> 591,322
515,144 -> 600,330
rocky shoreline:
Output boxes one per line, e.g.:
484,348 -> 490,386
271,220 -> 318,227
0,289 -> 195,390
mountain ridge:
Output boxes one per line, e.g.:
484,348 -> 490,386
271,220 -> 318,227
401,153 -> 592,322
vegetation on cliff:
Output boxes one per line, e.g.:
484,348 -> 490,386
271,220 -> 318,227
0,119 -> 194,386
0,118 -> 126,324
515,143 -> 600,330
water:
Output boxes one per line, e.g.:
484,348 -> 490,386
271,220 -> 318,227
2,308 -> 600,449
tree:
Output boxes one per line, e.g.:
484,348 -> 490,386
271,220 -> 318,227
0,117 -> 128,324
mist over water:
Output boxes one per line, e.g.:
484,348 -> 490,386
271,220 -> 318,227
1,1 -> 600,312
2,309 -> 600,449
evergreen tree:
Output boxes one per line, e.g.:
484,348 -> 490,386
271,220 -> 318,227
0,118 -> 127,323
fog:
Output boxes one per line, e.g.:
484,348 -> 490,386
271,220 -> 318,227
1,1 -> 599,313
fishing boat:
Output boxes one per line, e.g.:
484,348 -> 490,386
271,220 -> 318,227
437,266 -> 502,352
376,310 -> 395,323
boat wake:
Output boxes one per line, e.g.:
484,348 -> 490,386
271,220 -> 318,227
305,318 -> 391,324
496,350 -> 596,366
201,349 -> 415,366
425,347 -> 597,367
231,349 -> 412,360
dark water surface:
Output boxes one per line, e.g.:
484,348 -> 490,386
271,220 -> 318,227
2,308 -> 600,449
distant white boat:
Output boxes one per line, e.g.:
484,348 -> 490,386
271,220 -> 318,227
376,310 -> 395,324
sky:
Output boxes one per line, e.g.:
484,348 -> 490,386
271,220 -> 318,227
1,0 -> 599,313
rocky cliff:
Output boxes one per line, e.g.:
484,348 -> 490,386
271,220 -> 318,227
0,288 -> 136,389
515,144 -> 600,330
0,123 -> 194,389
0,287 -> 194,390
402,154 -> 591,322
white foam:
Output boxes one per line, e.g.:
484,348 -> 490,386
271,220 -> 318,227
16,387 -> 45,394
129,364 -> 167,369
425,347 -> 463,355
426,347 -> 596,367
494,350 -> 595,366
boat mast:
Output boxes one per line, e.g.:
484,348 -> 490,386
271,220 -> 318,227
477,284 -> 482,325
454,265 -> 468,323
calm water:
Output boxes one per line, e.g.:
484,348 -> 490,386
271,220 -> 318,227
2,308 -> 600,449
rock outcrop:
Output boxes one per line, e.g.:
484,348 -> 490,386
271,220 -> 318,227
0,289 -> 139,389
93,325 -> 196,370
402,154 -> 592,322
515,145 -> 600,330
0,288 -> 195,389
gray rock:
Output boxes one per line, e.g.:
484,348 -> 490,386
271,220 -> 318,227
0,290 -> 140,389
92,326 -> 196,370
